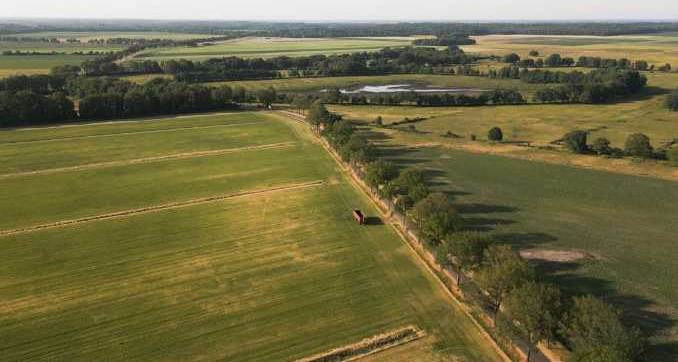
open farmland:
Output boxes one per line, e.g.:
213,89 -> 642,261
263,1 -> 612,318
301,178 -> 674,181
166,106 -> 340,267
0,54 -> 97,77
463,33 -> 678,67
0,112 -> 502,361
14,31 -> 217,42
330,71 -> 678,155
368,144 -> 678,359
133,36 -> 419,61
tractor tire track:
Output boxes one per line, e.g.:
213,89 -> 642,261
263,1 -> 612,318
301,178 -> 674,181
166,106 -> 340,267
0,180 -> 324,237
0,142 -> 297,179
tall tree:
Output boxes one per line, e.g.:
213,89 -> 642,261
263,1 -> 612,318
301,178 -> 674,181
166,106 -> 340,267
564,296 -> 645,362
411,193 -> 463,245
503,281 -> 562,361
445,232 -> 492,285
476,245 -> 534,320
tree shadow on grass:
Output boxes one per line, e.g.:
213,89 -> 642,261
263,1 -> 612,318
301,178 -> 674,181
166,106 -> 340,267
363,216 -> 384,226
532,259 -> 677,361
494,232 -> 559,249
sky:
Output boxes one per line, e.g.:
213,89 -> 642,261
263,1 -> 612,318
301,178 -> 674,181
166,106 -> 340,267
3,0 -> 678,21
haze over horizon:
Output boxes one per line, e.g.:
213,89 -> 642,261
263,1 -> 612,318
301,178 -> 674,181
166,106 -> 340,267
4,0 -> 678,22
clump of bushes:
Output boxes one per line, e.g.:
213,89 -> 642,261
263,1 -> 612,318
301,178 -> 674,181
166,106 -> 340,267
563,130 -> 588,154
624,133 -> 653,159
488,127 -> 503,141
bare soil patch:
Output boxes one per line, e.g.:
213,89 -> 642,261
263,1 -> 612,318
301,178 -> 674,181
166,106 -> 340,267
520,249 -> 592,263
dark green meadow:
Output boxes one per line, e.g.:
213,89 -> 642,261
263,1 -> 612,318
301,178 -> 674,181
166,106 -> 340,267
381,145 -> 678,358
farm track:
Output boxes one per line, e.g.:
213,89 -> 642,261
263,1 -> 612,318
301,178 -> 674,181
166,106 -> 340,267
0,142 -> 297,179
0,180 -> 324,237
2,121 -> 262,145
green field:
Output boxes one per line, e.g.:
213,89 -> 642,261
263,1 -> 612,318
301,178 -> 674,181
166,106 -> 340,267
373,145 -> 678,359
0,112 -> 501,361
0,54 -> 97,77
330,71 -> 678,149
0,41 -> 123,54
134,36 -> 419,61
15,31 -> 216,42
463,33 -> 678,67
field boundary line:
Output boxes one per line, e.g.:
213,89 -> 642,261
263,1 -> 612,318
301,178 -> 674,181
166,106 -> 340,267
11,111 -> 242,131
276,110 -> 514,362
0,142 -> 297,179
2,121 -> 264,146
294,325 -> 425,362
0,180 -> 323,237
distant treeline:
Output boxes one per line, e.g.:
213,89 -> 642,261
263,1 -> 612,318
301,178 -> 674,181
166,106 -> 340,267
499,53 -> 668,71
79,35 -> 239,76
412,34 -> 476,46
300,88 -> 525,107
533,69 -> 647,104
4,20 -> 678,37
0,74 -> 240,128
1,50 -> 114,56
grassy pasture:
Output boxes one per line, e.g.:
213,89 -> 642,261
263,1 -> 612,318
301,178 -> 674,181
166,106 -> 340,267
0,112 -> 501,361
330,71 -> 678,149
0,54 -> 96,77
374,145 -> 678,358
14,31 -> 216,42
134,36 -> 417,61
463,33 -> 678,67
0,41 -> 123,54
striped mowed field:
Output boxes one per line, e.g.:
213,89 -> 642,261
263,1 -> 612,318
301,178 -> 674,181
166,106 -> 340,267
0,112 -> 501,361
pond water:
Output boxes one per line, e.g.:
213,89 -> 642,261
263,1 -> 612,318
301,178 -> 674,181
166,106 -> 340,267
334,84 -> 485,94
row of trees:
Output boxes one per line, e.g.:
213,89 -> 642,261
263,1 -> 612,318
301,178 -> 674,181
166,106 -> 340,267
0,74 -> 247,127
533,69 -> 647,104
562,130 -> 668,160
305,102 -> 646,361
501,53 -> 663,71
500,53 -> 575,68
77,79 -> 238,120
0,91 -> 75,127
305,88 -> 526,107
412,34 -> 476,46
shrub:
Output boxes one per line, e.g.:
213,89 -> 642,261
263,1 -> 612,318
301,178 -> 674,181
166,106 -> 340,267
529,50 -> 540,57
488,127 -> 503,141
591,137 -> 612,155
624,133 -> 653,158
563,130 -> 588,154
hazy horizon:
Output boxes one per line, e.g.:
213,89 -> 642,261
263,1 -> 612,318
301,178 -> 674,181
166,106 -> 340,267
3,0 -> 678,22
